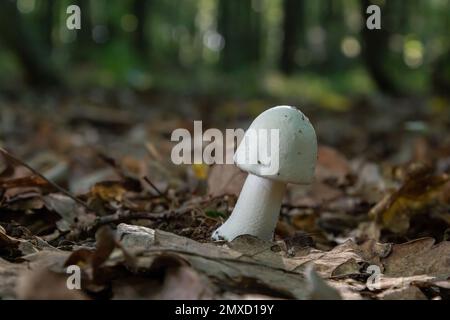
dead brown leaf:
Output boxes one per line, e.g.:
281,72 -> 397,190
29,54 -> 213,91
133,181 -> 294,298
16,268 -> 88,300
115,224 -> 394,299
0,225 -> 20,248
316,145 -> 351,185
207,164 -> 246,197
0,175 -> 49,189
382,238 -> 450,278
89,181 -> 127,202
0,258 -> 28,299
370,165 -> 450,233
155,266 -> 215,299
377,285 -> 427,300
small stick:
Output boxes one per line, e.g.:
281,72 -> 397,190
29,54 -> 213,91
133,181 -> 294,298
0,147 -> 92,211
91,194 -> 225,231
143,176 -> 169,201
90,205 -> 195,231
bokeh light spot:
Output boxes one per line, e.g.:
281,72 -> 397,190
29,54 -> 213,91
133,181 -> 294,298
121,14 -> 138,33
17,0 -> 35,14
403,38 -> 424,68
341,36 -> 361,58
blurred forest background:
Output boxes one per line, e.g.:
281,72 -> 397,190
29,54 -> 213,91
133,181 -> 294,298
0,0 -> 449,100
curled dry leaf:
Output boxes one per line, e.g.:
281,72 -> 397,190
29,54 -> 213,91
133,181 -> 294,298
0,175 -> 50,190
0,225 -> 20,248
0,225 -> 51,258
64,226 -> 135,285
293,242 -> 362,278
370,168 -> 450,233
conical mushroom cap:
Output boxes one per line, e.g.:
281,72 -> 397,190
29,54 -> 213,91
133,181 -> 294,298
234,105 -> 317,184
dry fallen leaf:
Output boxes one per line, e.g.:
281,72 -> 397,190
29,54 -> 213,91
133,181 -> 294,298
382,237 -> 450,278
377,285 -> 427,300
117,223 -> 308,299
155,266 -> 215,299
0,258 -> 28,299
89,181 -> 127,202
0,175 -> 50,190
16,268 -> 88,300
316,145 -> 351,185
370,166 -> 450,233
0,225 -> 20,248
304,264 -> 342,300
207,163 -> 246,197
115,224 -> 393,299
349,161 -> 387,203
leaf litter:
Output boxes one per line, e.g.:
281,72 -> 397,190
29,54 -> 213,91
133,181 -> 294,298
0,93 -> 449,300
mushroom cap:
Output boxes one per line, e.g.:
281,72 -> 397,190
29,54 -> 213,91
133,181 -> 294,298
234,105 -> 317,184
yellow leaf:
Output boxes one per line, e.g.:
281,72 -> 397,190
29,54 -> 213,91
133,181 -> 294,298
192,163 -> 209,180
90,182 -> 127,202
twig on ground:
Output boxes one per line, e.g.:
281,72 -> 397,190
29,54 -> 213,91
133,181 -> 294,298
0,147 -> 92,211
88,195 -> 224,233
90,205 -> 196,231
143,176 -> 170,201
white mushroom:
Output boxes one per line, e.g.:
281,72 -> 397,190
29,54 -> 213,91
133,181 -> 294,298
212,106 -> 317,241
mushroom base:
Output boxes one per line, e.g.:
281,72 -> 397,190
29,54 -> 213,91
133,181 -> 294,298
211,174 -> 286,241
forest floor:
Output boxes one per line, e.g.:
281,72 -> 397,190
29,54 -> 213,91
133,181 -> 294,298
0,89 -> 449,300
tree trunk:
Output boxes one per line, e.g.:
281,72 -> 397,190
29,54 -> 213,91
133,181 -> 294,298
431,50 -> 450,97
360,0 -> 401,95
280,0 -> 304,74
218,0 -> 262,71
73,0 -> 93,61
0,0 -> 59,87
40,0 -> 54,51
133,0 -> 151,58
431,1 -> 450,97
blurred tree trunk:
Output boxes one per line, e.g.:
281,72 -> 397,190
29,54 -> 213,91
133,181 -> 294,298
280,0 -> 304,74
74,0 -> 93,60
431,1 -> 450,97
360,0 -> 400,95
218,0 -> 262,71
133,0 -> 151,58
0,0 -> 59,86
431,51 -> 450,97
79,0 -> 92,42
40,0 -> 54,51
317,0 -> 346,71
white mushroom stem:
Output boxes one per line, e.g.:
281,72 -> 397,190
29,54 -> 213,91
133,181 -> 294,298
212,174 -> 286,241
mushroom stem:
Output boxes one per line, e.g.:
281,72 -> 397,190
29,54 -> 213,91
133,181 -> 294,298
212,174 -> 286,241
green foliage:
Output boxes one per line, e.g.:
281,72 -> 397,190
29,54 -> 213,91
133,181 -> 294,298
0,0 -> 448,97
